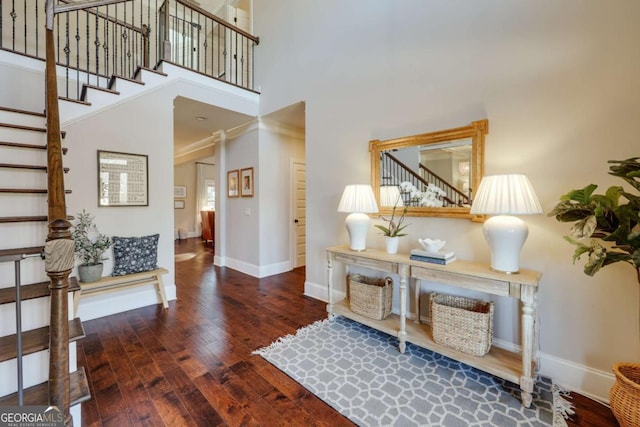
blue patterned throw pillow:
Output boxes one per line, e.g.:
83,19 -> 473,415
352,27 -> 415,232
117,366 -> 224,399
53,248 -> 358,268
111,234 -> 159,276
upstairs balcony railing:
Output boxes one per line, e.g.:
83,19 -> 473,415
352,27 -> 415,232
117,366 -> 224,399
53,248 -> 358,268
0,0 -> 259,100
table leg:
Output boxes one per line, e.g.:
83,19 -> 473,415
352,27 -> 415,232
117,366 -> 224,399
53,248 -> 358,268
327,252 -> 335,320
414,277 -> 421,324
520,285 -> 536,408
398,265 -> 409,353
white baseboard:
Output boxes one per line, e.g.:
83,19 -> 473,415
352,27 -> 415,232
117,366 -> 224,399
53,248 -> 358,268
76,283 -> 176,321
303,279 -> 615,405
216,256 -> 292,278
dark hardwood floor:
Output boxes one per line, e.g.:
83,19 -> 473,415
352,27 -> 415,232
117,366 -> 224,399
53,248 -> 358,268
78,238 -> 618,426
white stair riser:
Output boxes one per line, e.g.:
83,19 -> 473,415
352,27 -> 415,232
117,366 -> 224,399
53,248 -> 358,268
0,111 -> 45,128
0,258 -> 50,291
110,78 -> 146,96
0,129 -> 47,145
0,146 -> 50,165
0,195 -> 49,217
0,342 -> 77,397
0,292 -> 77,337
0,297 -> 50,336
0,223 -> 50,251
81,87 -> 120,109
0,169 -> 48,188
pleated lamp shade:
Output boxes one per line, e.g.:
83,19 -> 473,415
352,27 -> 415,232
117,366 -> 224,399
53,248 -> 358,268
379,186 -> 401,207
471,174 -> 542,215
470,174 -> 542,274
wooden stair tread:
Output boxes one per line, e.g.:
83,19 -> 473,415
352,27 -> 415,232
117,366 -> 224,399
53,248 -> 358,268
0,367 -> 91,407
0,277 -> 80,305
0,188 -> 72,194
0,163 -> 69,172
59,96 -> 91,106
0,141 -> 67,153
0,215 -> 73,223
0,106 -> 46,117
109,74 -> 145,88
0,318 -> 85,363
133,65 -> 168,80
0,123 -> 65,138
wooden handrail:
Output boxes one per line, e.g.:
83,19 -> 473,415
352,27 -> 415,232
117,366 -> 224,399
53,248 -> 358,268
173,0 -> 260,44
419,162 -> 469,202
57,0 -> 143,34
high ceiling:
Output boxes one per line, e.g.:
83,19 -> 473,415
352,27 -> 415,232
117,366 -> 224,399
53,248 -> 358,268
173,97 -> 305,161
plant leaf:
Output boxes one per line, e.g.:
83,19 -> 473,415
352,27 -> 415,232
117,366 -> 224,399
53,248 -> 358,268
569,216 -> 597,239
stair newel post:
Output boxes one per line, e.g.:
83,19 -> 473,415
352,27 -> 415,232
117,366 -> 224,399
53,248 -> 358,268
45,1 -> 74,424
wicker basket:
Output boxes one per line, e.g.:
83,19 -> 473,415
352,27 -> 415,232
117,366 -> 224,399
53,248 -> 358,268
610,363 -> 640,427
430,293 -> 494,357
349,274 -> 393,320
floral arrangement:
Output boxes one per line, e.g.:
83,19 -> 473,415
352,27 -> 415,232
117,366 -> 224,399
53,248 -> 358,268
375,194 -> 409,237
399,181 -> 447,207
71,210 -> 113,266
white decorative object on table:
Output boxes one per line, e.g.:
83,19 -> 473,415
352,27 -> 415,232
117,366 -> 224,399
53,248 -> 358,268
470,174 -> 542,274
418,238 -> 446,252
337,184 -> 379,251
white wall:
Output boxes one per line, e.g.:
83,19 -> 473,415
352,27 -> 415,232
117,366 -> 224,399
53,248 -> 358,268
258,122 -> 305,272
61,68 -> 258,318
223,127 -> 261,268
253,0 -> 640,401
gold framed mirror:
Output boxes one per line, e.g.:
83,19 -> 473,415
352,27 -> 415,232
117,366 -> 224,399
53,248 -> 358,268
370,119 -> 488,220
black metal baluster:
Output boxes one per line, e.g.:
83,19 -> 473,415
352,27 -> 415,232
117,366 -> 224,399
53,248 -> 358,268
234,30 -> 238,84
203,19 -> 208,75
64,13 -> 70,98
85,10 -> 89,87
34,0 -> 38,56
22,0 -> 25,53
0,0 -> 4,48
104,5 -> 109,80
11,0 -> 16,50
94,7 -> 99,86
75,10 -> 80,99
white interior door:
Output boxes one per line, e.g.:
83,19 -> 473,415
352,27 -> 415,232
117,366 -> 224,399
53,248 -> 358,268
292,161 -> 306,268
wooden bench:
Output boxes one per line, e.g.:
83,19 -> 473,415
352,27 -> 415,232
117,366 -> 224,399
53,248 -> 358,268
73,267 -> 169,315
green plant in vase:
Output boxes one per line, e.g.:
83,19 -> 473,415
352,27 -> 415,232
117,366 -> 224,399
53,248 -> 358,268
72,210 -> 113,282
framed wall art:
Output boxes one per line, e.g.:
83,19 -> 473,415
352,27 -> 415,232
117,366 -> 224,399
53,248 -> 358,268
174,186 -> 187,198
241,167 -> 254,197
98,150 -> 149,207
227,170 -> 239,198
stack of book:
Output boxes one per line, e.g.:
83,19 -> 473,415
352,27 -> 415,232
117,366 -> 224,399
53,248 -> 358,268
410,249 -> 456,265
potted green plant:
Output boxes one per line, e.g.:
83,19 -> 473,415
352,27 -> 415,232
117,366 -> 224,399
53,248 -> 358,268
71,210 -> 113,283
375,195 -> 409,254
548,157 -> 640,427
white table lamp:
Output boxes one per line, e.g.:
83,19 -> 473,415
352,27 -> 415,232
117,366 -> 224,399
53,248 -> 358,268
337,184 -> 379,251
470,174 -> 542,273
379,185 -> 401,207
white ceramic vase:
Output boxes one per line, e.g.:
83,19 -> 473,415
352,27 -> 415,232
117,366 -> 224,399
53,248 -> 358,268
385,236 -> 399,254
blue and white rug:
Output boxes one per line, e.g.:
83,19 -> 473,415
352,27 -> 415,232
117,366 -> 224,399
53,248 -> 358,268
253,316 -> 573,427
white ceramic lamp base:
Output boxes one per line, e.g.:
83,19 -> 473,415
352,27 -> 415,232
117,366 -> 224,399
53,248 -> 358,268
345,212 -> 371,251
482,215 -> 529,274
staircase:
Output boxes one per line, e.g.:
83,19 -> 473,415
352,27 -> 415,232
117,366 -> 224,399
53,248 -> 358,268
0,107 -> 90,414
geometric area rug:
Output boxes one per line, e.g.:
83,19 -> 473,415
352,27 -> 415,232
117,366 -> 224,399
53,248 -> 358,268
253,316 -> 573,427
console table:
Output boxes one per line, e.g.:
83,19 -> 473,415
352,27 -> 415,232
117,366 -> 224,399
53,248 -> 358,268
326,245 -> 542,407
